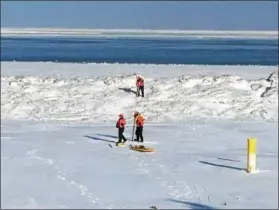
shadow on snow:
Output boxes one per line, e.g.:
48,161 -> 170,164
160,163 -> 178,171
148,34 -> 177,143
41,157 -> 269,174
167,198 -> 217,209
84,135 -> 117,144
199,160 -> 245,171
119,87 -> 137,95
97,133 -> 118,139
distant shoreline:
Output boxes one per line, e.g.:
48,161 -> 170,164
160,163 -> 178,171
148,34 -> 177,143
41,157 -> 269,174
1,27 -> 278,39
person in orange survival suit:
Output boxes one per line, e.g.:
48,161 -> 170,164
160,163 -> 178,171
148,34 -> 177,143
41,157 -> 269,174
133,111 -> 144,142
116,113 -> 127,144
136,75 -> 144,97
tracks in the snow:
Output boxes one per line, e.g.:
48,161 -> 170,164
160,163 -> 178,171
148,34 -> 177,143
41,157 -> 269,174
25,140 -> 212,209
26,149 -> 114,209
127,150 -> 212,208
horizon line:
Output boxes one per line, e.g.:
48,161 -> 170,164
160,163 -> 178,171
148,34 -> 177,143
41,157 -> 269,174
1,27 -> 278,33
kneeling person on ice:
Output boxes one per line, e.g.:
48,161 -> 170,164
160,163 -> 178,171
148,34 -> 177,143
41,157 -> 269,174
134,111 -> 144,142
116,113 -> 127,145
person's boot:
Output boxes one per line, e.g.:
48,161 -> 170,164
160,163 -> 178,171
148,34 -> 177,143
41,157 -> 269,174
134,139 -> 139,142
123,139 -> 127,143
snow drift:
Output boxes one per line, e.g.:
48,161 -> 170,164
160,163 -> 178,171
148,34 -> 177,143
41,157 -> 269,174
1,68 -> 277,123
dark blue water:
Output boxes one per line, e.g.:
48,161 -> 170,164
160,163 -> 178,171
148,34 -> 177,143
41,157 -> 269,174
1,36 -> 278,65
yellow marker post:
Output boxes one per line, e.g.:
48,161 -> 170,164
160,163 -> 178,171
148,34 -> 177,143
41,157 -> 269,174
247,138 -> 257,173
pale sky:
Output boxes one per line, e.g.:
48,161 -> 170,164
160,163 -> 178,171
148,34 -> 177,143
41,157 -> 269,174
1,1 -> 278,30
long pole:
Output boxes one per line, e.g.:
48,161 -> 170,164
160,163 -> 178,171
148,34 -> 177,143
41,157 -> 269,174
131,117 -> 136,142
131,100 -> 137,141
131,87 -> 139,142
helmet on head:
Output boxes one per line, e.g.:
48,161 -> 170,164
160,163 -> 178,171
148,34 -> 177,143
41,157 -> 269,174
119,113 -> 124,117
134,111 -> 139,117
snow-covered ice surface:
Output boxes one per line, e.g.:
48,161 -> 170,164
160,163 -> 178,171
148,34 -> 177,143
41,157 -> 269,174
1,120 -> 278,209
1,62 -> 278,209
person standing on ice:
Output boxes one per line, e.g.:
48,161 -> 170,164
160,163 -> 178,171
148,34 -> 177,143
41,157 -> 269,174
135,75 -> 144,97
133,111 -> 144,142
116,113 -> 127,145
